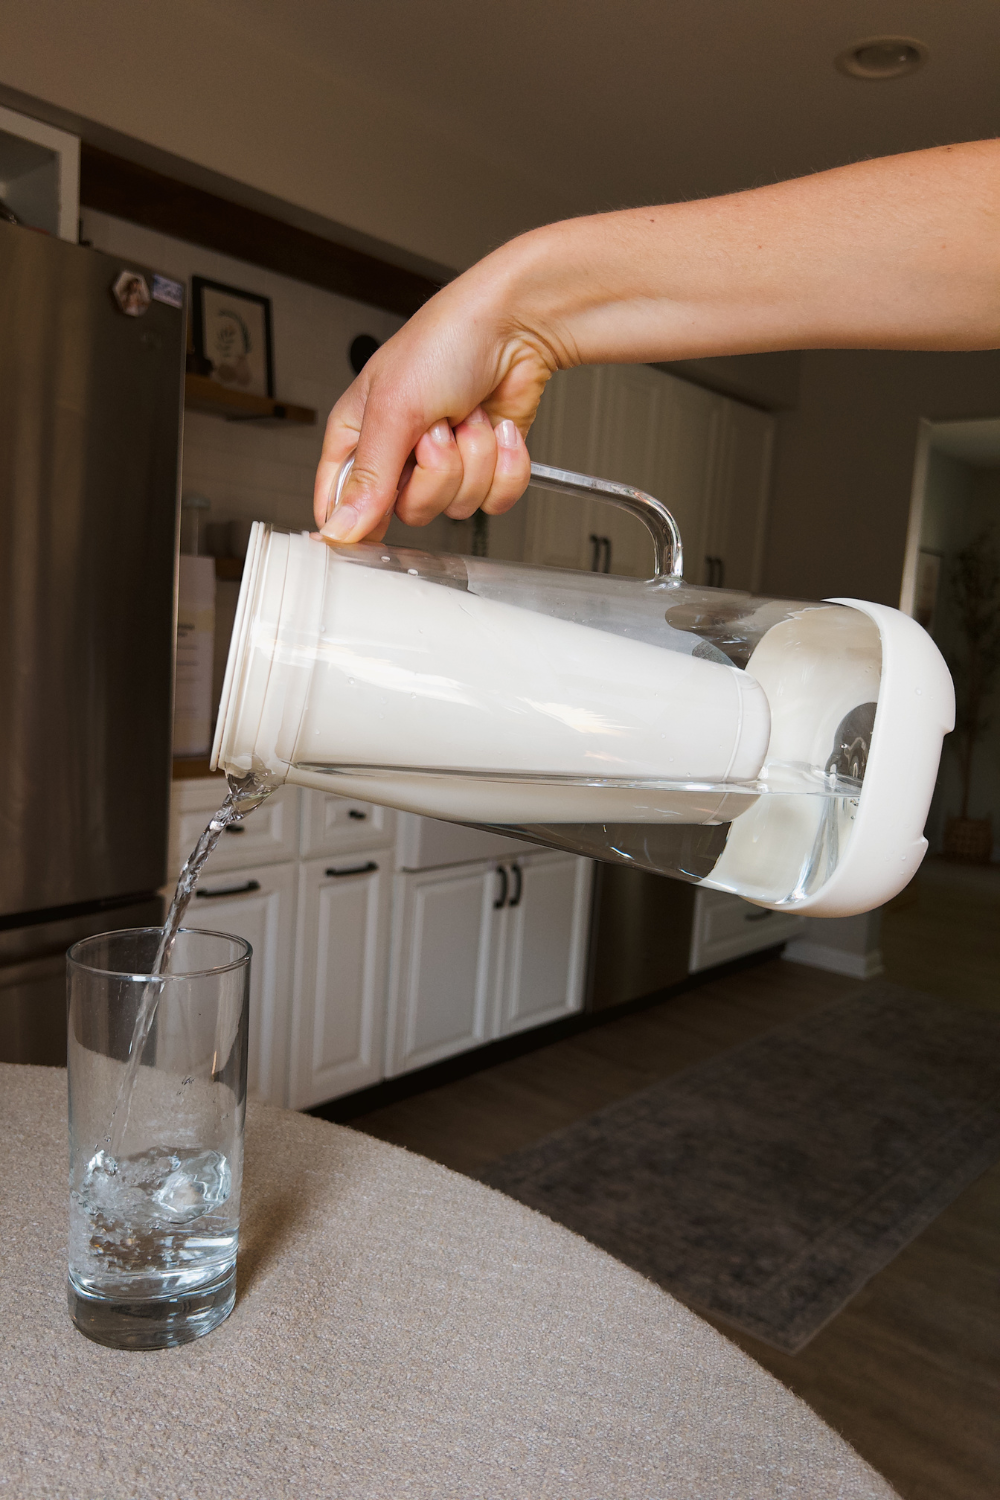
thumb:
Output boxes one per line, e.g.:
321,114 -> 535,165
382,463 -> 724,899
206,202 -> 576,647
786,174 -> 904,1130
316,393 -> 423,543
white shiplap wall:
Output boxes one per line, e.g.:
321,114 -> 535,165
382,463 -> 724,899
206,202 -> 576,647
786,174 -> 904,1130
80,207 -> 404,533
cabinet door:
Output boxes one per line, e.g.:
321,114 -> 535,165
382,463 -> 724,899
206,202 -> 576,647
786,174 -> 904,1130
703,400 -> 775,592
386,861 -> 501,1075
169,778 -> 300,876
524,365 -> 602,570
590,364 -> 666,579
689,887 -> 804,972
650,372 -> 720,583
299,788 -> 396,859
288,851 -> 391,1109
526,364 -> 725,584
498,853 -> 593,1035
191,860 -> 297,1106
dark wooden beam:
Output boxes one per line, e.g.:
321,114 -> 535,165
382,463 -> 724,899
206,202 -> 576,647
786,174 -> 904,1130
79,144 -> 444,318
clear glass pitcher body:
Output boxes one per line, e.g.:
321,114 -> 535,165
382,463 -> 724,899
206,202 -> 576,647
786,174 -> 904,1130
212,466 -> 953,916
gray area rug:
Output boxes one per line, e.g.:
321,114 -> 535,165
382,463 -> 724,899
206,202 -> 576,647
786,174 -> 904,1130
481,982 -> 1000,1353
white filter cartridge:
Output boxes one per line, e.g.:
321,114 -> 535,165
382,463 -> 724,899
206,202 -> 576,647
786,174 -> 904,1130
213,528 -> 771,823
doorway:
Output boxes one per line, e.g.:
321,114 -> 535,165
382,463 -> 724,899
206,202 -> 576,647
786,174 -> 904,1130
887,417 -> 1000,1011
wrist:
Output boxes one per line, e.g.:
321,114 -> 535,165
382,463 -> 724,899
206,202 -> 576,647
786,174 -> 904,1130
447,219 -> 599,376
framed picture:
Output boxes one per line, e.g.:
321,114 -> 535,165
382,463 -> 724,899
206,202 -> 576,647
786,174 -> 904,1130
914,548 -> 942,633
191,276 -> 274,398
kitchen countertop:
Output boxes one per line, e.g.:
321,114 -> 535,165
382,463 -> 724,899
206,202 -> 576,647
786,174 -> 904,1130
0,1064 -> 898,1500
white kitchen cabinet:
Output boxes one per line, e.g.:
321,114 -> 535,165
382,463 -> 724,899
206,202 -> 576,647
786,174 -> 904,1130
524,363 -> 770,588
168,783 -> 595,1109
689,887 -> 804,973
386,851 -> 593,1077
191,860 -> 297,1107
168,778 -> 300,877
385,860 -> 500,1076
701,398 -> 775,592
287,850 -> 392,1109
590,364 -> 717,581
523,364 -> 604,572
299,788 -> 396,859
395,811 -> 533,871
496,852 -> 593,1035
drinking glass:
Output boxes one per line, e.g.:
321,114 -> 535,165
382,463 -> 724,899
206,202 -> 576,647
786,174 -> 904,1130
67,927 -> 250,1349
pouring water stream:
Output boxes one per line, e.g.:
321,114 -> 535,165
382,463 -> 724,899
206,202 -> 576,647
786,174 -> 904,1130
104,767 -> 275,1158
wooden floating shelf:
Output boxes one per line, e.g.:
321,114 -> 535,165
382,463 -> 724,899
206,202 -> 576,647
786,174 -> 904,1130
184,373 -> 316,426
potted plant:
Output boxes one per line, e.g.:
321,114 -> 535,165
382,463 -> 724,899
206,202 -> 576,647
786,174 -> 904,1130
943,531 -> 1000,863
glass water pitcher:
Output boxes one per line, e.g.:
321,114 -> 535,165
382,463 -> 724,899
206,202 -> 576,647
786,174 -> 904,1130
212,463 -> 954,916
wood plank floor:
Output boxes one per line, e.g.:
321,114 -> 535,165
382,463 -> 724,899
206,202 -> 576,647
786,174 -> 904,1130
881,856 -> 1000,1014
350,885 -> 1000,1500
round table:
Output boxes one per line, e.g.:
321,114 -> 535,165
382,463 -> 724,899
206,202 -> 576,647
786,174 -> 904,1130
1,1064 -> 897,1499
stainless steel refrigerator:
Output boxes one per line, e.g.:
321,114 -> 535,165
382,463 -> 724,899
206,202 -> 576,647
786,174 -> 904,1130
0,220 -> 185,1063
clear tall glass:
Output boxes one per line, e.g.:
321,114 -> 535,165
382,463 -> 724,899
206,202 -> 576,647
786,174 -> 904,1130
67,927 -> 250,1350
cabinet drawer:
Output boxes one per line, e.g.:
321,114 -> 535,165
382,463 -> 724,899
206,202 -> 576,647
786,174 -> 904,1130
689,888 -> 804,973
168,777 -> 300,876
395,812 -> 533,871
299,789 -> 396,859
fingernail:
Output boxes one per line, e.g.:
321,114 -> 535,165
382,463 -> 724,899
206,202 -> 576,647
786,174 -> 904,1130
465,407 -> 489,424
430,420 -> 453,446
320,504 -> 359,541
497,419 -> 519,450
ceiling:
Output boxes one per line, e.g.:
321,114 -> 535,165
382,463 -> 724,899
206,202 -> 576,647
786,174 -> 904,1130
4,0 -> 999,272
236,0 -> 1000,221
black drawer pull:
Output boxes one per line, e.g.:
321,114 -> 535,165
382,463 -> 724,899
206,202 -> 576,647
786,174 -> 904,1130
196,879 -> 261,899
347,808 -> 368,820
325,861 -> 378,878
493,865 -> 508,908
223,824 -> 246,834
744,909 -> 774,922
509,862 -> 523,908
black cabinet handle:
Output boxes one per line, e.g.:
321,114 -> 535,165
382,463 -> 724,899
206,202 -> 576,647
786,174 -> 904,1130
704,555 -> 726,587
600,536 -> 612,574
196,879 -> 261,899
347,808 -> 368,820
493,865 -> 508,908
223,824 -> 246,835
508,863 -> 523,907
588,533 -> 601,572
325,861 -> 378,878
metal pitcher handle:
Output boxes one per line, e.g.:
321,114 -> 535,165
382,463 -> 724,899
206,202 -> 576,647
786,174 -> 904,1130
528,463 -> 684,581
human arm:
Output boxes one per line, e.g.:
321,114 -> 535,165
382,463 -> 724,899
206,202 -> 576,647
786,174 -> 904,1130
314,139 -> 1000,542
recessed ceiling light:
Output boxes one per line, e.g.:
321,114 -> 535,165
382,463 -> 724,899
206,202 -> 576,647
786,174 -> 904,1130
835,37 -> 928,80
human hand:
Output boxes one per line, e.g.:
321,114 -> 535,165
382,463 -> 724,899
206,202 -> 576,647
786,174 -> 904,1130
316,140 -> 1000,545
314,245 -> 557,543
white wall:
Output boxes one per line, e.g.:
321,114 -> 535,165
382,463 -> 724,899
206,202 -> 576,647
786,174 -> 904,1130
784,911 -> 884,982
763,349 -> 1000,607
81,208 -> 407,722
80,208 -> 403,534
